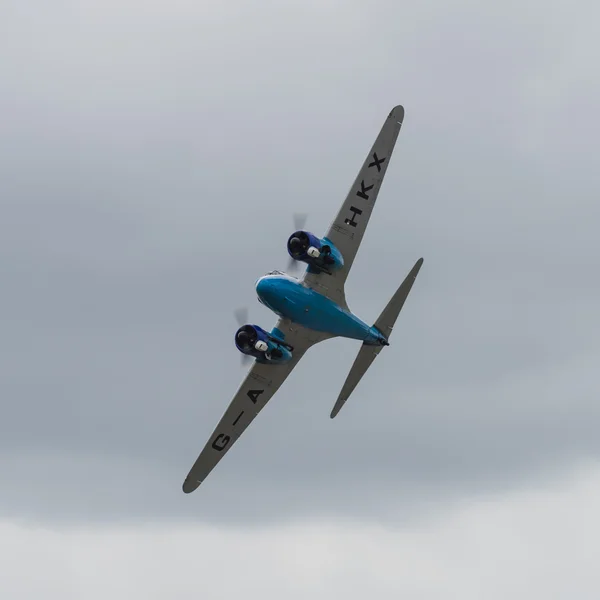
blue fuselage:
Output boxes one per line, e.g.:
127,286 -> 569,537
255,273 -> 386,345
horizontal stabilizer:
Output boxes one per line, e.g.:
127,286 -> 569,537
330,257 -> 423,419
330,341 -> 383,419
373,257 -> 423,339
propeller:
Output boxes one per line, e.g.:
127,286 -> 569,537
293,212 -> 308,231
234,307 -> 253,367
287,254 -> 301,275
234,307 -> 248,327
287,212 -> 309,274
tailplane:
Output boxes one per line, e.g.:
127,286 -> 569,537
330,258 -> 423,418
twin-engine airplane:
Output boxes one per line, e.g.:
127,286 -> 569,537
182,105 -> 423,493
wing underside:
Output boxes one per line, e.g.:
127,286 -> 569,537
182,319 -> 333,493
302,105 -> 405,306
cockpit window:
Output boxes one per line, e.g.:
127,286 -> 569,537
266,270 -> 284,276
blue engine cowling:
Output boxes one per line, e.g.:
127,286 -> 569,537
234,324 -> 293,364
286,230 -> 344,274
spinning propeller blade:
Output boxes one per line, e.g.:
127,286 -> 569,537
293,212 -> 308,231
287,256 -> 300,273
234,307 -> 248,327
288,213 -> 309,274
234,307 -> 254,367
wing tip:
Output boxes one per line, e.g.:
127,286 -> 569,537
330,396 -> 347,419
182,476 -> 201,494
389,104 -> 405,122
414,258 -> 424,276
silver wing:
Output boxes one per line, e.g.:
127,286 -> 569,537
182,319 -> 333,493
302,105 -> 405,307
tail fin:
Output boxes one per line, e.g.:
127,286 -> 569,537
330,258 -> 423,419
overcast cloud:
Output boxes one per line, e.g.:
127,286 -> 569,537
2,0 -> 599,596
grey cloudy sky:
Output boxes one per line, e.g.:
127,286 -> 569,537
2,0 -> 600,596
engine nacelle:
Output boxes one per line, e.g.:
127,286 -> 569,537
234,324 -> 293,364
286,230 -> 344,274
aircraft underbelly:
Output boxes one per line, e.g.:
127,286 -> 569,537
259,277 -> 371,341
293,302 -> 367,339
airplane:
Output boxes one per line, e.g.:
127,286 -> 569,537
182,105 -> 423,494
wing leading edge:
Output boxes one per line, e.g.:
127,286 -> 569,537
182,320 -> 333,493
302,105 -> 405,305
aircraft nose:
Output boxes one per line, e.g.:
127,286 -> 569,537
255,276 -> 273,300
